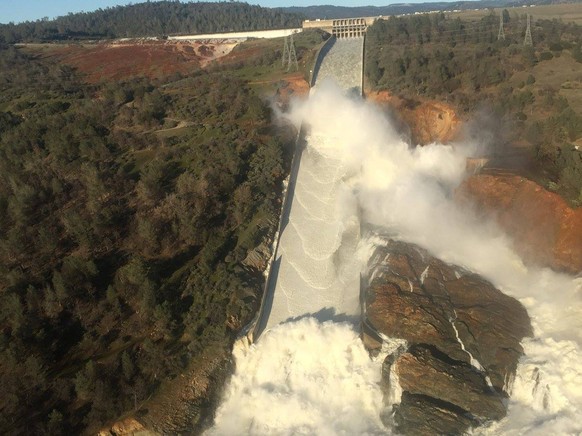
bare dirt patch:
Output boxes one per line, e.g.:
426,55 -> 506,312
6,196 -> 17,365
29,40 -> 237,83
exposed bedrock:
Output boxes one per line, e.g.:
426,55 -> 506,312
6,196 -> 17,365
365,90 -> 461,145
365,239 -> 532,435
394,391 -> 479,436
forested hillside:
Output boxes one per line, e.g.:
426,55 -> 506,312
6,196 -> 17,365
0,1 -> 303,43
365,12 -> 582,204
283,0 -> 546,20
0,39 -> 299,434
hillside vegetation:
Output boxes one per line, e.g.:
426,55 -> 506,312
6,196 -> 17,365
0,32 -> 314,433
365,11 -> 582,205
283,0 -> 553,20
0,1 -> 303,42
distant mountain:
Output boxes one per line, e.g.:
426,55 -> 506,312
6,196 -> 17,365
0,1 -> 304,43
282,0 -> 558,19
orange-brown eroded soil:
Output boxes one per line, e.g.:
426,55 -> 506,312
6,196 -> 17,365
366,90 -> 461,145
458,174 -> 582,275
38,40 -> 236,82
274,73 -> 310,103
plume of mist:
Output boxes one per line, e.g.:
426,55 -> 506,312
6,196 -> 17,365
210,82 -> 581,435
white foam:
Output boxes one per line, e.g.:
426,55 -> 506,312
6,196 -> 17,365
449,310 -> 486,373
285,85 -> 582,434
420,265 -> 430,284
209,318 -> 389,436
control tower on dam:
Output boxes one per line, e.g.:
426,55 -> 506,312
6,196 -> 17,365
254,37 -> 364,339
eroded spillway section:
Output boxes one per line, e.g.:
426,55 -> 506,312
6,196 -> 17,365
254,38 -> 364,338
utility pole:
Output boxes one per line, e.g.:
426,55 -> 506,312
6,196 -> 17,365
282,34 -> 298,72
524,14 -> 533,46
497,13 -> 505,41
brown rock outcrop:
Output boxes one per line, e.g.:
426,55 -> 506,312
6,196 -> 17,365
242,239 -> 273,272
397,346 -> 505,421
139,345 -> 233,434
365,239 -> 532,435
458,174 -> 582,275
366,90 -> 461,145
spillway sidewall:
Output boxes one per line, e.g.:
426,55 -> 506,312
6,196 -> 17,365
250,126 -> 307,341
243,35 -> 366,343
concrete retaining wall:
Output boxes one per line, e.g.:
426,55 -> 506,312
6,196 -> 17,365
236,125 -> 306,345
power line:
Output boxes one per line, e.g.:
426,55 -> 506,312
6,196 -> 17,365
289,34 -> 298,72
368,20 -> 531,49
370,13 -> 536,41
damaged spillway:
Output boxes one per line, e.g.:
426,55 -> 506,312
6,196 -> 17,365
211,34 -> 582,436
208,37 -> 390,436
254,37 -> 365,337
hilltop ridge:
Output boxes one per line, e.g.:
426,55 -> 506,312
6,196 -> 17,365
0,1 -> 303,43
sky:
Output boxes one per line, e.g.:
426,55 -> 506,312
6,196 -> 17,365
0,0 -> 432,25
0,0 -> 133,24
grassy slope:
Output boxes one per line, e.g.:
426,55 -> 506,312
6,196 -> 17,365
449,3 -> 582,25
365,10 -> 582,205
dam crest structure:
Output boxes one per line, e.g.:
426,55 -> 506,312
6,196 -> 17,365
302,16 -> 377,39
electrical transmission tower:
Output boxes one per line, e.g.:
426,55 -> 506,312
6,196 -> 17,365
282,36 -> 289,67
497,13 -> 505,41
281,34 -> 298,72
524,14 -> 533,46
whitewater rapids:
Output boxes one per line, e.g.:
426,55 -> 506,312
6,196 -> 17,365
209,38 -> 582,435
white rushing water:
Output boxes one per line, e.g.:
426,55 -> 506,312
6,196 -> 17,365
209,318 -> 388,435
260,37 -> 365,333
210,39 -> 582,435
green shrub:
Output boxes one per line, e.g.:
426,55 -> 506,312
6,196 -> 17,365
540,51 -> 554,61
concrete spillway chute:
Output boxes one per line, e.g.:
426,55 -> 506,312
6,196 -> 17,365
251,38 -> 365,341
